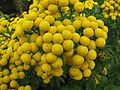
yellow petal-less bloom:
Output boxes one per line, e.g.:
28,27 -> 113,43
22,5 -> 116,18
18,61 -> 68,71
53,33 -> 63,44
77,45 -> 88,56
63,40 -> 74,51
52,44 -> 63,55
72,54 -> 84,66
96,38 -> 106,48
80,36 -> 90,46
74,2 -> 84,12
39,21 -> 50,32
41,63 -> 51,72
83,69 -> 92,77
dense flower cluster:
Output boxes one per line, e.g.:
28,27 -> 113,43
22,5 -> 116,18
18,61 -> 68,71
0,0 -> 108,89
101,0 -> 120,20
84,0 -> 98,10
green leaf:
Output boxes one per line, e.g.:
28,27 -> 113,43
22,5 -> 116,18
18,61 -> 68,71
62,84 -> 81,90
114,87 -> 120,90
104,84 -> 116,90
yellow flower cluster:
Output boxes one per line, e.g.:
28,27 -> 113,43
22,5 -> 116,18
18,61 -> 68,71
101,0 -> 120,20
84,0 -> 98,10
0,0 -> 108,89
0,18 -> 9,33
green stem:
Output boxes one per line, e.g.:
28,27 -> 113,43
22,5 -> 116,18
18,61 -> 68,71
59,7 -> 64,21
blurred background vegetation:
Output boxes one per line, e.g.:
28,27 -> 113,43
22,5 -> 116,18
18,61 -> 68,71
0,0 -> 32,16
0,0 -> 120,90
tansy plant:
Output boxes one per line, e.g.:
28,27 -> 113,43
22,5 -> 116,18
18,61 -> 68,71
101,0 -> 120,20
0,0 -> 109,90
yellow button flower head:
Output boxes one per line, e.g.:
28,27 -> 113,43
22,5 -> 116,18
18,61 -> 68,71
58,0 -> 69,7
41,54 -> 47,64
2,69 -> 9,76
111,16 -> 116,20
35,36 -> 43,47
44,15 -> 55,24
82,20 -> 91,28
34,17 -> 43,27
80,36 -> 90,46
10,72 -> 19,80
33,52 -> 41,61
48,26 -> 57,34
26,11 -> 37,20
72,20 -> 81,29
83,28 -> 94,37
21,42 -> 31,52
72,54 -> 84,66
63,40 -> 74,51
41,63 -> 51,72
18,86 -> 25,90
39,21 -> 50,32
64,49 -> 74,57
88,16 -> 96,21
73,71 -> 83,80
52,44 -> 63,55
77,45 -> 88,56
43,77 -> 50,84
53,68 -> 63,77
103,26 -> 108,33
74,2 -> 84,12
87,50 -> 97,60
46,53 -> 57,63
19,71 -> 25,79
48,4 -> 58,14
57,25 -> 66,33
10,80 -> 19,88
69,67 -> 80,77
41,73 -> 48,79
13,42 -> 20,51
69,0 -> 79,5
52,58 -> 63,68
88,40 -> 96,50
62,19 -> 72,26
0,20 -> 9,26
0,84 -> 8,90
96,38 -> 106,48
90,21 -> 98,30
62,30 -> 72,40
50,0 -> 58,4
30,42 -> 38,53
95,28 -> 104,38
81,61 -> 89,70
30,34 -> 39,42
25,85 -> 32,90
19,36 -> 28,44
83,69 -> 92,77
72,33 -> 80,43
0,59 -> 7,66
42,43 -> 52,53
14,25 -> 24,37
87,60 -> 95,70
53,33 -> 63,44
3,76 -> 10,83
43,33 -> 53,43
22,20 -> 33,31
54,21 -> 63,26
21,53 -> 31,64
66,25 -> 75,33
97,20 -> 104,28
41,0 -> 50,8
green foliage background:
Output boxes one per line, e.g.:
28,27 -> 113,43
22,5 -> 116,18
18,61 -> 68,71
0,0 -> 120,90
